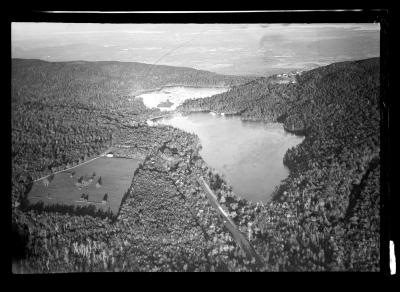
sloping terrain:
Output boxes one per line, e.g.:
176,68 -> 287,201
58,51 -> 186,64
12,126 -> 257,272
11,59 -> 251,203
180,58 -> 381,271
12,58 -> 381,272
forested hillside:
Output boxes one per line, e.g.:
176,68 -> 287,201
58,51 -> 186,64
12,59 -> 250,102
180,58 -> 381,271
11,59 -> 257,272
11,59 -> 251,199
12,58 -> 381,272
12,126 -> 262,272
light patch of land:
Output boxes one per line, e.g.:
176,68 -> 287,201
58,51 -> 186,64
27,157 -> 142,215
136,86 -> 229,111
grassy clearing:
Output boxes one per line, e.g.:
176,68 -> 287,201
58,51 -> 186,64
27,157 -> 142,215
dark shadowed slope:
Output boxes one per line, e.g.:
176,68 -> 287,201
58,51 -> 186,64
181,58 -> 381,271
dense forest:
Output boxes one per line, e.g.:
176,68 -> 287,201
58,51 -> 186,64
11,58 -> 255,272
180,58 -> 381,271
13,126 -> 262,272
12,58 -> 381,272
11,59 -> 250,203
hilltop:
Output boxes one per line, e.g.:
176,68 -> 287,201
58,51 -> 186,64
12,58 -> 251,99
12,57 -> 381,271
11,58 -> 252,187
180,57 -> 381,270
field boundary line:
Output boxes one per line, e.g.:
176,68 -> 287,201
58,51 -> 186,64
33,147 -> 115,183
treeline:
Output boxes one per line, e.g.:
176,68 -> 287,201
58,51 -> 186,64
12,58 -> 251,103
24,201 -> 115,220
12,57 -> 381,271
12,126 -> 255,272
11,58 -> 251,204
180,58 -> 381,271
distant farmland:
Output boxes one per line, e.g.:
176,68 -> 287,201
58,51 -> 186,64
27,157 -> 142,215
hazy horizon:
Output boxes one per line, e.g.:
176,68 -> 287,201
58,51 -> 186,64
12,23 -> 380,76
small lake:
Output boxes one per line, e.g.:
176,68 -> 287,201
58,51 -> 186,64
157,112 -> 304,203
135,86 -> 229,111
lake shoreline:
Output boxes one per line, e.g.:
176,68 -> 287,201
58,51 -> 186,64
177,109 -> 307,137
131,84 -> 231,98
136,85 -> 230,113
155,112 -> 304,203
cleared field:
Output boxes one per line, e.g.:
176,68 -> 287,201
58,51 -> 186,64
27,157 -> 142,215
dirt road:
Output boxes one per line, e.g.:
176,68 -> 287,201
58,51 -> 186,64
197,177 -> 264,269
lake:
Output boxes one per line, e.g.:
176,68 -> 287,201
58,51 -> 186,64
157,112 -> 304,203
135,86 -> 229,111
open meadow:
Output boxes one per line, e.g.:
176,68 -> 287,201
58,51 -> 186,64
27,157 -> 142,215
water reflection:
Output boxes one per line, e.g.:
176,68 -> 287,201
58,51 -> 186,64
158,112 -> 304,203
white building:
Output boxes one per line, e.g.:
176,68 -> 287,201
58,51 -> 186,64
146,119 -> 156,126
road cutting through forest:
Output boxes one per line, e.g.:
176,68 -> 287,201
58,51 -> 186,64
197,177 -> 264,268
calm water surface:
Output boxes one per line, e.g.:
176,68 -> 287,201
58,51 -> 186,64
158,112 -> 304,203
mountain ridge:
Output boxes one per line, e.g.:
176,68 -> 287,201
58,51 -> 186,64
11,57 -> 381,271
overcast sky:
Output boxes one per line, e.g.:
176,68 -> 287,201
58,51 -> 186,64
12,23 -> 380,76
